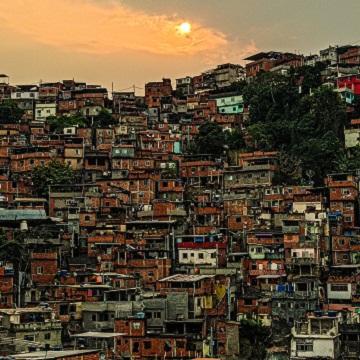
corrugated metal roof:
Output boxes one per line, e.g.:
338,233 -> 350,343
0,209 -> 47,221
158,274 -> 214,282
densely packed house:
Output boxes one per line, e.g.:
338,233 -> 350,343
0,47 -> 360,360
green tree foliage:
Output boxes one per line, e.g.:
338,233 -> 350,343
0,100 -> 25,124
31,159 -> 75,198
240,318 -> 270,359
351,94 -> 360,120
244,69 -> 347,185
0,228 -> 24,265
189,121 -> 245,156
94,108 -> 117,127
47,115 -> 89,132
161,164 -> 180,180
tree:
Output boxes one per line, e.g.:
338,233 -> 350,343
189,121 -> 226,156
189,122 -> 245,157
350,94 -> 360,120
244,68 -> 348,185
31,159 -> 75,198
94,108 -> 117,127
47,115 -> 89,132
0,100 -> 25,124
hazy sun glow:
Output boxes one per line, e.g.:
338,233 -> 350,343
179,22 -> 191,34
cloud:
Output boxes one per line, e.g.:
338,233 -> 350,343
0,0 -> 228,56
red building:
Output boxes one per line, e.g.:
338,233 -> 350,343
338,74 -> 360,95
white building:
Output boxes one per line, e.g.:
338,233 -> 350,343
35,103 -> 56,121
290,312 -> 341,359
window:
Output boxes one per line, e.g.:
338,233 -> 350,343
91,314 -> 97,321
138,193 -> 144,199
16,93 -> 21,98
24,335 -> 35,341
37,267 -> 44,275
348,76 -> 352,81
342,189 -> 350,195
107,130 -> 111,135
162,181 -> 168,187
287,188 -> 293,194
343,254 -> 349,260
344,202 -> 353,209
244,298 -> 253,305
159,124 -> 164,128
182,253 -> 188,259
143,179 -> 148,185
145,161 -> 150,166
30,93 -> 34,98
330,284 -> 348,291
190,253 -> 194,257
332,202 -> 337,206
133,161 -> 138,166
29,159 -> 34,165
345,216 -> 353,222
198,253 -> 204,259
154,312 -> 161,318
144,341 -> 152,350
132,342 -> 139,353
260,172 -> 266,178
148,271 -> 154,278
46,109 -> 51,113
84,215 -> 91,222
296,344 -> 313,352
44,333 -> 51,340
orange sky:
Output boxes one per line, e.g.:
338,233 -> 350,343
1,0 -> 360,94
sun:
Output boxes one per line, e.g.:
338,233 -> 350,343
178,22 -> 191,34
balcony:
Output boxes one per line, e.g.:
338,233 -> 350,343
282,225 -> 300,234
242,163 -> 274,171
271,290 -> 318,299
290,257 -> 315,265
265,253 -> 284,260
10,321 -> 62,332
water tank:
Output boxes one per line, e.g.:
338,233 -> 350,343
137,312 -> 145,319
20,220 -> 28,232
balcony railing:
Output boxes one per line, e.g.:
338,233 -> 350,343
271,290 -> 318,299
10,321 -> 62,331
265,253 -> 284,260
282,226 -> 300,234
290,257 -> 315,264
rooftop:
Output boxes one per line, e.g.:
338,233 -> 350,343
158,274 -> 215,282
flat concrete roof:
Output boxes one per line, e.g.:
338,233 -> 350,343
72,331 -> 126,338
14,349 -> 100,359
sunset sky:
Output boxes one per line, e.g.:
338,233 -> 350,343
1,0 -> 360,94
